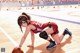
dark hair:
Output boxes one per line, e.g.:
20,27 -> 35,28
22,12 -> 31,20
18,13 -> 31,32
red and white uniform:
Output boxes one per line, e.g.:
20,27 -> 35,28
30,21 -> 59,34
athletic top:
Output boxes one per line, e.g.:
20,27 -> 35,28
30,21 -> 48,33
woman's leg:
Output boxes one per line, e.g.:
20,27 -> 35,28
39,27 -> 72,49
52,28 -> 72,44
39,27 -> 56,50
52,34 -> 64,44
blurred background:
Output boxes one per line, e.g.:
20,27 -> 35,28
0,0 -> 80,10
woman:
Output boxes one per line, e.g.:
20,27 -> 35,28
18,12 -> 72,50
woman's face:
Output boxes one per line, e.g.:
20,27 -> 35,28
21,21 -> 28,27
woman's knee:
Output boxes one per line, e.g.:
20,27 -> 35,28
39,31 -> 48,39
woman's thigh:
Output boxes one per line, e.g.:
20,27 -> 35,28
52,34 -> 60,44
43,27 -> 54,35
43,26 -> 60,44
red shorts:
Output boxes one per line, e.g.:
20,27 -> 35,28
51,23 -> 59,35
42,22 -> 59,35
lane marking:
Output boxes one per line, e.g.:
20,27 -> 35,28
0,27 -> 26,53
0,27 -> 18,47
12,10 -> 80,25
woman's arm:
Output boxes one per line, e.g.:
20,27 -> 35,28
31,31 -> 35,47
19,26 -> 30,48
27,30 -> 35,47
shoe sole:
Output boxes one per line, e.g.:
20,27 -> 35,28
47,45 -> 56,50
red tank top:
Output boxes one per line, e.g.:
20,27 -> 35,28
30,21 -> 48,33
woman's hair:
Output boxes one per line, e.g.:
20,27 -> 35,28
18,12 -> 31,32
22,12 -> 31,20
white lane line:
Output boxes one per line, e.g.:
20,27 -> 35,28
66,48 -> 80,53
0,27 -> 26,53
0,27 -> 18,47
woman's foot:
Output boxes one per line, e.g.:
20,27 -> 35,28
46,41 -> 56,50
63,28 -> 72,36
